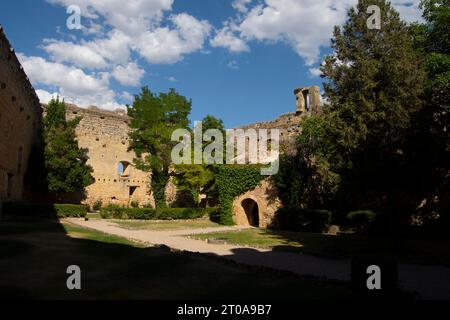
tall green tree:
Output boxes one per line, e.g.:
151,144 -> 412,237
173,115 -> 225,206
319,0 -> 427,230
44,98 -> 93,200
127,87 -> 192,208
408,0 -> 450,223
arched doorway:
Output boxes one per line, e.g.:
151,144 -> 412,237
241,199 -> 259,227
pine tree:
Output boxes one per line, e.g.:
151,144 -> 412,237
320,0 -> 426,230
44,98 -> 93,200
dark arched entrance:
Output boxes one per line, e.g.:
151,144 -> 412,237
241,199 -> 259,227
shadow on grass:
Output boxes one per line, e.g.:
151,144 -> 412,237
0,216 -> 360,300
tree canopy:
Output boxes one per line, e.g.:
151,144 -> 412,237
43,98 -> 93,199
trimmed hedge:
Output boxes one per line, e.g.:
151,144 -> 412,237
100,205 -> 219,220
347,210 -> 378,233
2,202 -> 88,218
277,207 -> 332,233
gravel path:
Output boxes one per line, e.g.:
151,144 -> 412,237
65,218 -> 450,299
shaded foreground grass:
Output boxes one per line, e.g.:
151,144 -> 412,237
0,217 -> 356,300
112,218 -> 223,231
191,228 -> 450,265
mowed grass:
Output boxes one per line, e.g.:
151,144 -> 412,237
191,228 -> 450,265
112,218 -> 223,231
0,217 -> 357,300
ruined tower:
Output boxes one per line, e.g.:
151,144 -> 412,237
294,86 -> 321,114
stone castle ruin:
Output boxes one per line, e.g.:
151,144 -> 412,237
64,104 -> 154,208
1,25 -> 324,228
0,26 -> 42,203
294,86 -> 321,114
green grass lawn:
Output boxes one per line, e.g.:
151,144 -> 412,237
112,218 -> 223,231
191,228 -> 450,265
0,217 -> 357,299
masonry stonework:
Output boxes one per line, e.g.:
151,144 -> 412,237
65,104 -> 154,208
230,88 -> 322,227
0,26 -> 42,202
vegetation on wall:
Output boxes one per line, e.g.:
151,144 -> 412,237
216,165 -> 265,225
43,98 -> 93,201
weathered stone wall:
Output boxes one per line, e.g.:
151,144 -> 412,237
65,104 -> 154,208
231,88 -> 322,226
232,178 -> 282,228
0,26 -> 42,202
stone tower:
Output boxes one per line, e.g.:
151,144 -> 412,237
294,86 -> 321,114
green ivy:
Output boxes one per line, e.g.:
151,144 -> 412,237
216,165 -> 265,225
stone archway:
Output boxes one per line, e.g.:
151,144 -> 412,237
232,178 -> 282,228
241,198 -> 259,227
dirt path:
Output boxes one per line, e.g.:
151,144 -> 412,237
65,218 -> 450,299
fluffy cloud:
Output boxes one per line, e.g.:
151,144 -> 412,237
308,67 -> 322,78
136,13 -> 211,64
29,1 -> 213,110
42,40 -> 108,69
35,89 -> 59,104
112,62 -> 145,86
392,0 -> 424,23
47,0 -> 174,34
218,0 -> 423,65
232,0 -> 253,13
83,29 -> 131,65
210,25 -> 250,53
18,54 -> 122,109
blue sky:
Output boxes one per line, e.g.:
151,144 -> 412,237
0,0 -> 423,128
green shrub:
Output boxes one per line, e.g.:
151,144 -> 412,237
277,207 -> 332,233
100,205 -> 218,220
347,210 -> 378,233
130,201 -> 140,208
2,202 -> 87,218
92,200 -> 103,211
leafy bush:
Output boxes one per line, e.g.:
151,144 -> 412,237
100,205 -> 218,220
277,207 -> 332,233
92,200 -> 103,211
347,210 -> 378,233
130,201 -> 140,208
2,202 -> 88,218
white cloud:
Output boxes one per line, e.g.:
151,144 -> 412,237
392,0 -> 424,23
120,91 -> 135,103
232,0 -> 253,13
83,29 -> 131,65
136,13 -> 211,64
112,62 -> 145,86
18,53 -> 123,110
308,67 -> 322,77
36,89 -> 59,104
210,26 -> 250,53
47,0 -> 174,35
167,76 -> 178,82
42,40 -> 108,69
221,0 -> 423,65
